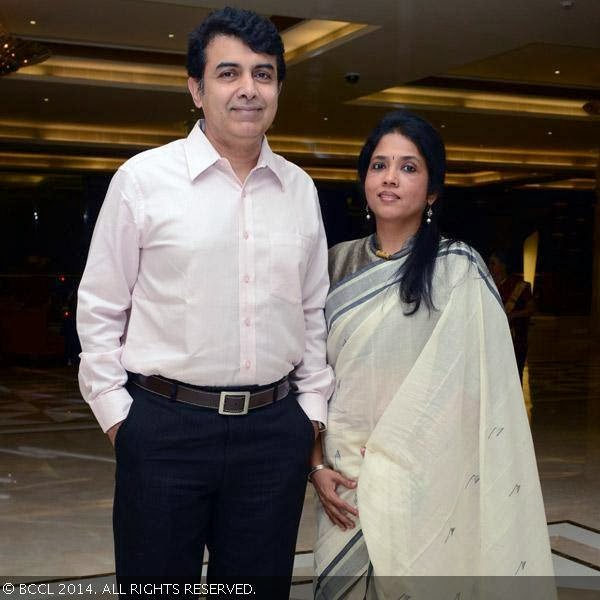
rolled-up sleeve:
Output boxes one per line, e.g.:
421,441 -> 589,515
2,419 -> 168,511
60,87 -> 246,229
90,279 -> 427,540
290,187 -> 335,427
77,168 -> 141,432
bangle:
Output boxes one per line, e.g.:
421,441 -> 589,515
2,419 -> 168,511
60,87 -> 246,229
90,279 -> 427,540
308,463 -> 330,481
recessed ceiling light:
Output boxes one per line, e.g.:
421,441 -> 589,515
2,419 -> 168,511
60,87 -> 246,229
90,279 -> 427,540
190,108 -> 195,113
547,131 -> 553,135
168,33 -> 175,39
441,124 -> 446,128
323,117 -> 328,121
29,20 -> 37,25
43,97 -> 49,102
554,69 -> 560,75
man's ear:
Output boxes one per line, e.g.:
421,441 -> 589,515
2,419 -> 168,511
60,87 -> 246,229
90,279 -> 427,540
188,77 -> 203,108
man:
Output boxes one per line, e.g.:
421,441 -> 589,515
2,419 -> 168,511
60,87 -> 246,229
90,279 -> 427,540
77,7 -> 333,595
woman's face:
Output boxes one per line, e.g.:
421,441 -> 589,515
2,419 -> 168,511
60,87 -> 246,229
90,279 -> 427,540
364,132 -> 436,229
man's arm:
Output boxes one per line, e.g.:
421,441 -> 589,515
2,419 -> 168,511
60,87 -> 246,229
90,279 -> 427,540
290,186 -> 334,429
77,167 -> 141,435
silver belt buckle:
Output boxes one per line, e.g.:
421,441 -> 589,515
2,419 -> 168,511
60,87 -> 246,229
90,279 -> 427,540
219,391 -> 251,415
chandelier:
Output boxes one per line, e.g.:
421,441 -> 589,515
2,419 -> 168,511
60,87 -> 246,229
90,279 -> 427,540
0,23 -> 50,76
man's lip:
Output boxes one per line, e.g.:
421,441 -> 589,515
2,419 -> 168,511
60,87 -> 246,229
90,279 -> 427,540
231,107 -> 263,111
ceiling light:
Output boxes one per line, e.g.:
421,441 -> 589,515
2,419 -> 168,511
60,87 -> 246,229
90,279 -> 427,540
582,100 -> 600,116
323,117 -> 328,121
29,20 -> 37,25
43,97 -> 49,102
168,33 -> 175,39
547,131 -> 553,135
560,0 -> 574,7
441,124 -> 446,128
554,69 -> 560,75
0,24 -> 50,76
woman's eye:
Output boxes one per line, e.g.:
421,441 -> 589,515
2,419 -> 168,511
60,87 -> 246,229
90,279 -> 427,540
370,161 -> 385,170
402,164 -> 417,173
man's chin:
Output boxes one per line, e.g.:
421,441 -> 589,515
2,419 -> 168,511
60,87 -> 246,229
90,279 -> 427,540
229,121 -> 270,139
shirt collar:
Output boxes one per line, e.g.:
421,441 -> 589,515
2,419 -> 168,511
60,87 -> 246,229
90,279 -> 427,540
184,120 -> 285,191
255,136 -> 286,191
183,121 -> 221,181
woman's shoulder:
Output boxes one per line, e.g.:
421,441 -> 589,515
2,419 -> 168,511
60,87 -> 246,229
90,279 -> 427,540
438,240 -> 487,270
328,236 -> 372,288
436,239 -> 493,286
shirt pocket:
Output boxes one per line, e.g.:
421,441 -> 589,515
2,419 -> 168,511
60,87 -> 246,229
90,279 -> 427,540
269,233 -> 311,304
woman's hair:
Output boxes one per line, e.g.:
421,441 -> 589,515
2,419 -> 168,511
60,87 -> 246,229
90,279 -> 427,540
358,110 -> 447,315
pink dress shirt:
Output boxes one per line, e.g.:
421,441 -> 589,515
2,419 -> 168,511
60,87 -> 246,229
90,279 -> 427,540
77,122 -> 334,432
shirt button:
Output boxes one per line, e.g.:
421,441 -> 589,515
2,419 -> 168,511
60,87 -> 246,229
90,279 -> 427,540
244,318 -> 251,327
241,191 -> 246,199
243,275 -> 250,283
243,231 -> 249,240
244,360 -> 251,369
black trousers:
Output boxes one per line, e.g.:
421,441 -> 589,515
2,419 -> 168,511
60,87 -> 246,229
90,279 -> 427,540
113,380 -> 314,598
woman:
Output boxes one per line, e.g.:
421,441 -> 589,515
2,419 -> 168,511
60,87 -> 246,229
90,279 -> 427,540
310,111 -> 554,599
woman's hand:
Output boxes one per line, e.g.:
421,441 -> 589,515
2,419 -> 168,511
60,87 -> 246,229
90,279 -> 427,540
311,468 -> 358,531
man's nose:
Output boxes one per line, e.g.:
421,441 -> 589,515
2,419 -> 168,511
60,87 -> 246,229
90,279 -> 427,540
237,73 -> 257,99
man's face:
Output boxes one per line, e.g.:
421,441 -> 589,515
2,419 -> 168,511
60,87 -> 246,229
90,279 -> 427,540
188,35 -> 280,148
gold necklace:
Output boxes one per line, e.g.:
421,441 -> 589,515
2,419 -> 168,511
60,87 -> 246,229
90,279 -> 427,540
374,248 -> 392,260
374,236 -> 392,260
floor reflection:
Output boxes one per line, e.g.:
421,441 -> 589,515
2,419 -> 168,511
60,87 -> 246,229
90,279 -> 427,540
0,316 -> 598,577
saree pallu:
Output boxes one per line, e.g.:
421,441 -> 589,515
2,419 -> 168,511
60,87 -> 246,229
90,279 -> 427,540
314,245 -> 555,600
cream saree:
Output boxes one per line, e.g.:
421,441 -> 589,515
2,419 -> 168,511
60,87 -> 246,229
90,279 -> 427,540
314,242 -> 554,599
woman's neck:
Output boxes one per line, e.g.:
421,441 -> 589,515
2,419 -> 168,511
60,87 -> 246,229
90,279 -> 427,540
375,220 -> 419,255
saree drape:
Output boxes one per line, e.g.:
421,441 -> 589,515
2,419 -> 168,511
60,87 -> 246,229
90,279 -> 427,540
314,243 -> 554,599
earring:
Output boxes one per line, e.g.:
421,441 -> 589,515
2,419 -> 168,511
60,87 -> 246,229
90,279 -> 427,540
425,205 -> 433,224
365,205 -> 371,221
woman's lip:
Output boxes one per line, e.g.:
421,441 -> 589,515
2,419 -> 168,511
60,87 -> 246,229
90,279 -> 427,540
378,192 -> 400,200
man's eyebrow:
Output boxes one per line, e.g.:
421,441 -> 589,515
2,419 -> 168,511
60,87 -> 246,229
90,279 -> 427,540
215,62 -> 275,70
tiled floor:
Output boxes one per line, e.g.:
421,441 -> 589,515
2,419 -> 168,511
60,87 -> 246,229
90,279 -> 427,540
0,316 -> 599,591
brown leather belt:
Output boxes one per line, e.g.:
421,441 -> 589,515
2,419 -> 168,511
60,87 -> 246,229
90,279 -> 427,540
129,373 -> 290,415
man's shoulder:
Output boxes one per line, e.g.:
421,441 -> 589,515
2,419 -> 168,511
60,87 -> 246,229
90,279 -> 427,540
120,138 -> 186,175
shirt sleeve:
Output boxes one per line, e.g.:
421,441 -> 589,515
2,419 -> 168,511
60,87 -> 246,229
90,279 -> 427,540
77,167 -> 141,432
290,185 -> 335,427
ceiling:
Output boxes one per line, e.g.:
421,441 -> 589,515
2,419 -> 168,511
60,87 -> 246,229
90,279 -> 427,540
1,0 -> 599,190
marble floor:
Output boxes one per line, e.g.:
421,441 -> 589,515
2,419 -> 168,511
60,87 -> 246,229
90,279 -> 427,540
0,316 -> 599,594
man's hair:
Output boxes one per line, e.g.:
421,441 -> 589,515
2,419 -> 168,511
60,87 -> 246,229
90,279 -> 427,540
187,7 -> 286,82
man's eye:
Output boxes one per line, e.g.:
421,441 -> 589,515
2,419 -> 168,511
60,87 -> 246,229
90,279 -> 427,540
255,71 -> 272,80
219,71 -> 235,78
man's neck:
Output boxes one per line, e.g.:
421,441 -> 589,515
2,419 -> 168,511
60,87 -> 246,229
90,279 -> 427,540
203,122 -> 262,183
